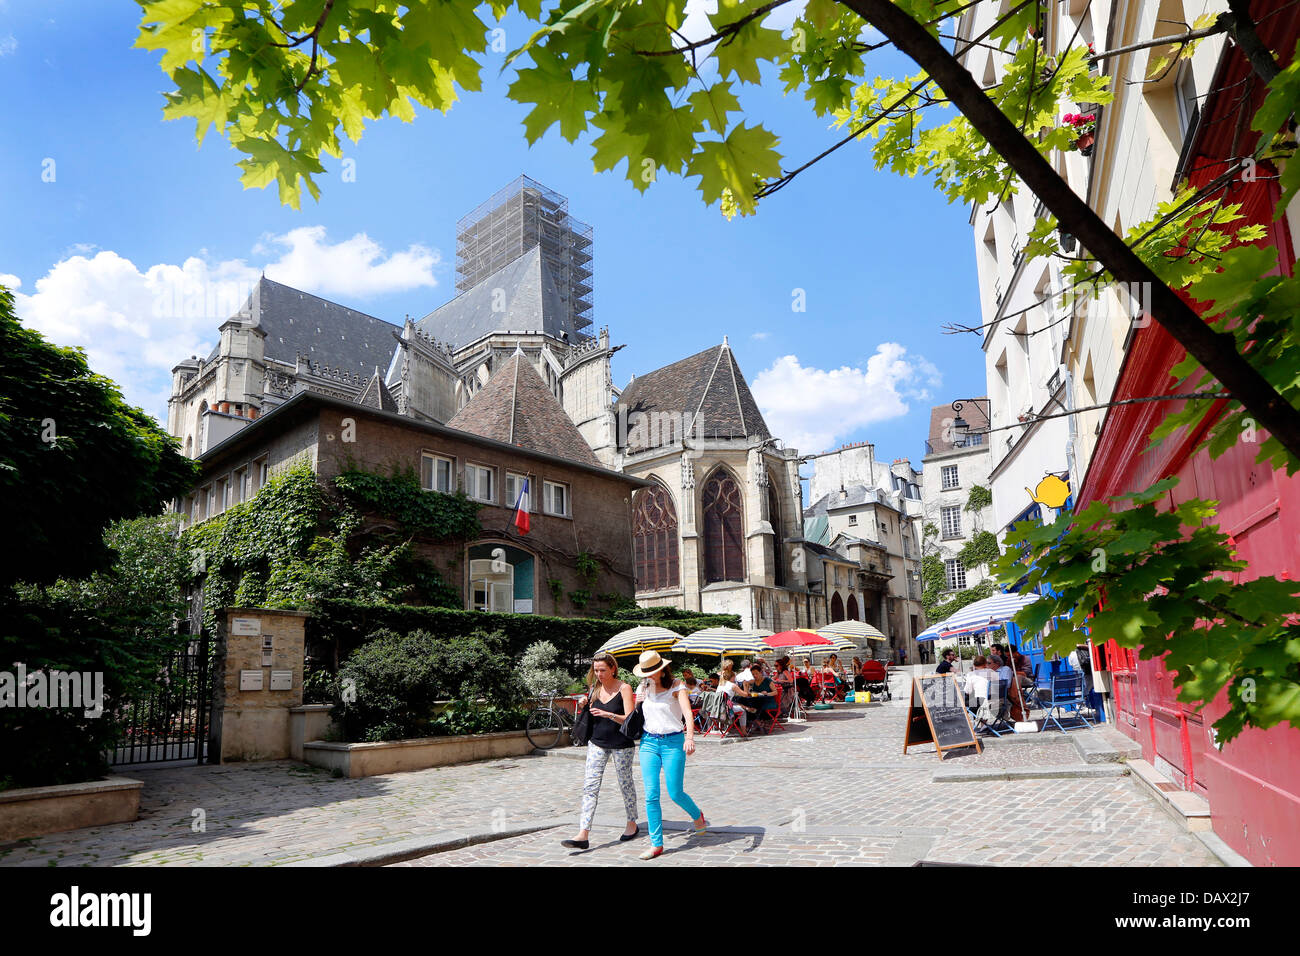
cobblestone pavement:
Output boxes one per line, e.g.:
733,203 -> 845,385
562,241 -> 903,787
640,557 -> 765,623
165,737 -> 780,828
0,702 -> 1217,867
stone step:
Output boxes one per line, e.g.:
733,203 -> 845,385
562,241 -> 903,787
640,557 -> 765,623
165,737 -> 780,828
1127,759 -> 1212,833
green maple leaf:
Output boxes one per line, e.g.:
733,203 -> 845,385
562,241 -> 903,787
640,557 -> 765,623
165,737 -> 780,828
687,122 -> 782,214
510,60 -> 598,144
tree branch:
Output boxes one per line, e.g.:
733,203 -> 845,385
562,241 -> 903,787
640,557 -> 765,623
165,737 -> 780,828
840,0 -> 1300,462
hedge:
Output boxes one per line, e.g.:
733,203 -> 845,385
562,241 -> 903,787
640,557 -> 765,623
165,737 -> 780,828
309,598 -> 740,672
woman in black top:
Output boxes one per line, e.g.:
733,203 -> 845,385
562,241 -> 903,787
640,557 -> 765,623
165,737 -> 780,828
561,652 -> 640,850
749,660 -> 779,723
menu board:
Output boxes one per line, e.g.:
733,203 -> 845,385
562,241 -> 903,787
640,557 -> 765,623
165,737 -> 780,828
903,675 -> 981,759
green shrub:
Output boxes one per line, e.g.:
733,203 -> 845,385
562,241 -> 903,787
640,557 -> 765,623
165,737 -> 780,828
331,627 -> 521,741
312,597 -> 740,675
518,641 -> 573,698
0,596 -> 189,787
430,700 -> 528,737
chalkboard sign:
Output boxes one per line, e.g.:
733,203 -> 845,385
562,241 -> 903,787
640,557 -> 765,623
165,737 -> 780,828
903,675 -> 981,759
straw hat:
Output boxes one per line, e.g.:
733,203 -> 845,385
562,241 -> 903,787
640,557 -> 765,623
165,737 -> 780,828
632,649 -> 671,677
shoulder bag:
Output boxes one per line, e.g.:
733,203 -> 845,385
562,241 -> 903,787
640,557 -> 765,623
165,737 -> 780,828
571,686 -> 595,747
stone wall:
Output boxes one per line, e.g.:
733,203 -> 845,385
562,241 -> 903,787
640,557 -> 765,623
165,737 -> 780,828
213,608 -> 308,762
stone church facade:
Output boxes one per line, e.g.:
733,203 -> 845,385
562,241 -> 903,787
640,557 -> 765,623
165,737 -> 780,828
167,175 -> 812,629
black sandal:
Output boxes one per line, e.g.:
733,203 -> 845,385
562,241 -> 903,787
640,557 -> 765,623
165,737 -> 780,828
560,838 -> 589,849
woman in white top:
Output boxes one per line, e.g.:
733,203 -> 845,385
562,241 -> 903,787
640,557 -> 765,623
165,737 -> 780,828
715,660 -> 751,730
632,650 -> 708,860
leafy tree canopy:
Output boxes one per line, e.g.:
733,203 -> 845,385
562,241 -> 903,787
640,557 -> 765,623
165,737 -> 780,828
0,285 -> 198,589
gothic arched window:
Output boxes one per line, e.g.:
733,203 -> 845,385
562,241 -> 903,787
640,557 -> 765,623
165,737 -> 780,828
633,484 -> 679,592
831,592 -> 845,623
767,474 -> 785,588
846,594 -> 859,622
702,469 -> 744,584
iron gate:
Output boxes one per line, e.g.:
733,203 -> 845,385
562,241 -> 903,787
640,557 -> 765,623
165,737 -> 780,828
108,633 -> 215,766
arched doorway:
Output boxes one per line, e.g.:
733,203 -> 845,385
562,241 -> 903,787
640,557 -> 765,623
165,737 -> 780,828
831,592 -> 845,623
632,483 -> 679,591
846,594 -> 859,621
702,468 -> 744,583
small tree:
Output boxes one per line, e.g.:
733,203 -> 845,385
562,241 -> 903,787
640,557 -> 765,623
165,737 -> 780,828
519,641 -> 574,698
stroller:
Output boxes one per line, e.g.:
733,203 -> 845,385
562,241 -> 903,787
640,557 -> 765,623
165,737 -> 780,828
858,659 -> 892,701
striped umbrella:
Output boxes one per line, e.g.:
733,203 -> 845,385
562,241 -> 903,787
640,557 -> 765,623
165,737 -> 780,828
596,626 -> 682,657
917,591 -> 1042,642
816,621 -> 886,643
677,627 -> 773,657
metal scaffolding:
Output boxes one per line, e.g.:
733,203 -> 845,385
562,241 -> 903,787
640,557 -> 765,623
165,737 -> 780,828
455,175 -> 594,331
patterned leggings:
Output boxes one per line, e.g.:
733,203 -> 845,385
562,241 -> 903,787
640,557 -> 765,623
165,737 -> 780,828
580,743 -> 638,831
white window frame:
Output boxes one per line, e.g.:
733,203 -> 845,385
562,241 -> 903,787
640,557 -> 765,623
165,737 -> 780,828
941,505 -> 962,539
543,479 -> 570,517
505,472 -> 530,510
941,464 -> 960,490
466,462 -> 496,504
232,468 -> 247,505
945,558 -> 967,591
421,453 -> 456,494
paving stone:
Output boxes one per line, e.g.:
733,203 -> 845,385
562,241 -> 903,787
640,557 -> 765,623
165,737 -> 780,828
0,705 -> 1220,868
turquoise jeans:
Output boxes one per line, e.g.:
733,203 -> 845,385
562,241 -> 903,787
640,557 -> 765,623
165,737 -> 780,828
638,732 -> 702,848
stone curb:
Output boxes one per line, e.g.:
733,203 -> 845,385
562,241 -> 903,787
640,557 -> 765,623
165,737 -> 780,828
932,764 -> 1128,783
1194,830 -> 1252,868
281,818 -> 568,867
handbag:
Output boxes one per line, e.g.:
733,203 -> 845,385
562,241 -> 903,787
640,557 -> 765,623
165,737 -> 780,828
621,701 -> 645,742
571,688 -> 595,746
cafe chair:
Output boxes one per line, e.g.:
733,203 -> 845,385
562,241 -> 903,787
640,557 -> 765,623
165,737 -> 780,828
746,686 -> 782,736
968,679 -> 1013,737
1043,672 -> 1093,732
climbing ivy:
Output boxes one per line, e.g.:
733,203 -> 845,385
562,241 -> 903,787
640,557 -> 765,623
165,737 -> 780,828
957,531 -> 1000,571
333,467 -> 482,540
965,485 -> 993,513
184,465 -> 479,630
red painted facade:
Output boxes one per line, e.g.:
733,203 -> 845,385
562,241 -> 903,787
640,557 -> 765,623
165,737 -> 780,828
1078,4 -> 1300,866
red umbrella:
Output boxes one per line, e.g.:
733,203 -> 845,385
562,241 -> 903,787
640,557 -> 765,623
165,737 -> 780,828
763,629 -> 833,649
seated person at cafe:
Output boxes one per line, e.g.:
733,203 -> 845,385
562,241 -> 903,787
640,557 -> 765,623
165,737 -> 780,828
748,660 -> 780,722
683,675 -> 702,705
716,661 -> 754,730
851,656 -> 864,691
935,648 -> 959,674
963,655 -> 997,706
793,658 -> 816,704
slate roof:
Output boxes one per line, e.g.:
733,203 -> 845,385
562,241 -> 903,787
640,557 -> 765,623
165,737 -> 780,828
416,246 -> 581,350
447,353 -> 602,468
804,485 -> 879,515
215,277 -> 402,376
926,398 -> 990,454
357,367 -> 399,413
614,343 -> 771,453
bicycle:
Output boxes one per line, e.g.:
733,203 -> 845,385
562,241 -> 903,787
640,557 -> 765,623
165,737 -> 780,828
525,693 -> 581,749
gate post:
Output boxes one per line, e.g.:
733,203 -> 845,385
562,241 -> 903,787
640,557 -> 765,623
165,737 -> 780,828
214,608 -> 308,762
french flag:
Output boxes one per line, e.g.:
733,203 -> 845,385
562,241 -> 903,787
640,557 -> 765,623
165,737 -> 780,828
513,478 -> 530,535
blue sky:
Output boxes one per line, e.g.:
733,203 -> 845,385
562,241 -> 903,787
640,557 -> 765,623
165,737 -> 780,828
0,0 -> 986,468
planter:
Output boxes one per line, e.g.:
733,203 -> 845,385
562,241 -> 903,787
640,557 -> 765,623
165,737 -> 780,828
302,729 -> 546,778
0,776 -> 143,842
1075,132 -> 1095,156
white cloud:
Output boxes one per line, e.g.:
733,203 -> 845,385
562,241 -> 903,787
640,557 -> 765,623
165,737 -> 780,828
0,34 -> 17,57
751,331 -> 770,340
11,229 -> 440,422
253,226 -> 438,298
0,273 -> 20,289
751,344 -> 943,453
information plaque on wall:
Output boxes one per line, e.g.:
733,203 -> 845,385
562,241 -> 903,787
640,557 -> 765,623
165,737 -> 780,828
232,617 -> 262,636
